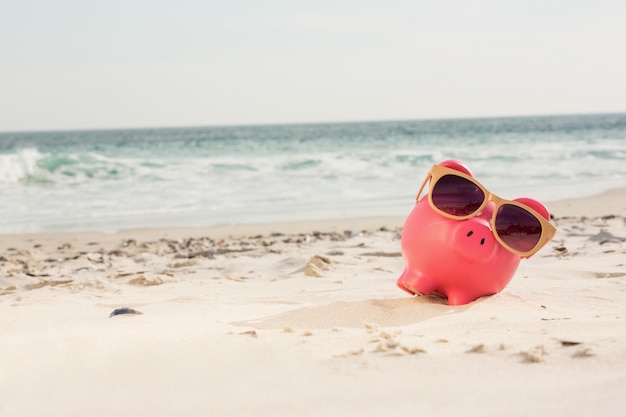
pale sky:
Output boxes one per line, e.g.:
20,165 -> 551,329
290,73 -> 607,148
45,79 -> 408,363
2,0 -> 625,132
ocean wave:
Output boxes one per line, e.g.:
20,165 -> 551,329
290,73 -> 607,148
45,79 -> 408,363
2,114 -> 626,233
0,147 -> 43,183
210,162 -> 259,172
36,152 -> 138,182
0,148 -> 163,185
279,159 -> 322,171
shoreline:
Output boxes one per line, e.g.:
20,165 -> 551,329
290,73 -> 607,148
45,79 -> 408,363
1,186 -> 624,253
0,216 -> 406,253
545,186 -> 626,218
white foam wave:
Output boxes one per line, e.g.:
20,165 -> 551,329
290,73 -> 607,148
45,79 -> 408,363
0,147 -> 43,183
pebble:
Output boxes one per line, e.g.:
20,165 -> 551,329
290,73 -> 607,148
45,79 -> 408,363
109,307 -> 143,318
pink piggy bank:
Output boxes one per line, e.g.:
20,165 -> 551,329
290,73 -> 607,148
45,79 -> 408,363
397,160 -> 555,305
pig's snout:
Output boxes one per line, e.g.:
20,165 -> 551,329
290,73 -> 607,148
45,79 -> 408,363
453,218 -> 497,262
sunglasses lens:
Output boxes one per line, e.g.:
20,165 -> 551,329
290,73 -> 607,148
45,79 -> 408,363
495,204 -> 542,253
431,174 -> 485,216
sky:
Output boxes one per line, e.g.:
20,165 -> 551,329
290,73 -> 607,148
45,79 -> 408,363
1,0 -> 625,132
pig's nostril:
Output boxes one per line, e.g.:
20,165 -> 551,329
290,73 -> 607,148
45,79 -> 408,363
464,228 -> 488,246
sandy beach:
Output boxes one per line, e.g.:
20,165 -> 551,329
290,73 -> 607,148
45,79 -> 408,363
1,189 -> 625,417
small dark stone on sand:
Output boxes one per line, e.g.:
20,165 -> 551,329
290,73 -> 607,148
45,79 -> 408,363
560,340 -> 582,347
109,307 -> 143,318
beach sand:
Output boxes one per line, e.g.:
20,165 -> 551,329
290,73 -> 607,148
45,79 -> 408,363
1,189 -> 625,417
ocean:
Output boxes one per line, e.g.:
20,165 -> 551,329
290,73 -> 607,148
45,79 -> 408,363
1,113 -> 625,234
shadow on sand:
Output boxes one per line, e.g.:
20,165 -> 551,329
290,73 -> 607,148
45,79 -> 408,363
236,295 -> 471,330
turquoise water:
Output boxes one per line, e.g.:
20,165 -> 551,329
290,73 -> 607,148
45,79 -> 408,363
1,113 -> 625,234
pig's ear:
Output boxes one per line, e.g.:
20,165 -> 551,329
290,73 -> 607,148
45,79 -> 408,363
439,159 -> 473,177
514,197 -> 551,221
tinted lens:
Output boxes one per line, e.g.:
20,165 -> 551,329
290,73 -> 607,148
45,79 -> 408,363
431,174 -> 485,216
495,204 -> 542,253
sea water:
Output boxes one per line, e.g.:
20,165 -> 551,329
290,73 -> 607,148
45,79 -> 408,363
1,113 -> 625,234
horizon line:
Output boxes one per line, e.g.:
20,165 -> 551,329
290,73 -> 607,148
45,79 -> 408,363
2,110 -> 625,135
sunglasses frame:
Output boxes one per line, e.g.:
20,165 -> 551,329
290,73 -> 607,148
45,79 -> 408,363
416,164 -> 556,258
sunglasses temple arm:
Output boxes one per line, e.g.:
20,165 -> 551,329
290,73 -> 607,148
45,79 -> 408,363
415,174 -> 431,203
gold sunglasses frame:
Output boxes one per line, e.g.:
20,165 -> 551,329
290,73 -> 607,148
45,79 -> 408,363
416,164 -> 557,258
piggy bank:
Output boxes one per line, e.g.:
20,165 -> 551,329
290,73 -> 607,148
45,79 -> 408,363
397,160 -> 554,305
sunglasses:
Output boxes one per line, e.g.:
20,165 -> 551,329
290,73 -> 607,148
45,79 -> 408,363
416,164 -> 556,258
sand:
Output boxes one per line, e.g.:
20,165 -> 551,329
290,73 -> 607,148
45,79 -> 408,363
1,190 -> 625,417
